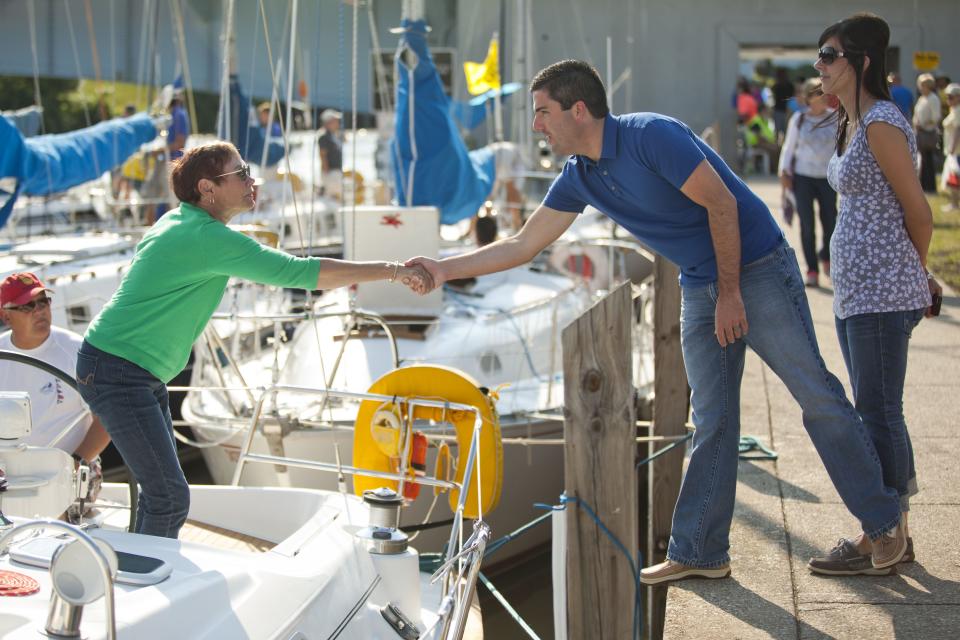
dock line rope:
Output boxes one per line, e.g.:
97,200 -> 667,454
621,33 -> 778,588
549,494 -> 643,640
478,571 -> 541,640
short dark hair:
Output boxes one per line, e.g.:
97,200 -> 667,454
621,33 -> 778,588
475,215 -> 498,247
529,60 -> 609,119
170,142 -> 237,204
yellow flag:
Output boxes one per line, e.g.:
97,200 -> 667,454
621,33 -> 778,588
463,37 -> 501,96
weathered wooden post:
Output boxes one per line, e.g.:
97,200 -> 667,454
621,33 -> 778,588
562,282 -> 637,639
646,257 -> 689,639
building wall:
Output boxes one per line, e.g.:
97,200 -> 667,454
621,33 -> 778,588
459,0 -> 960,160
2,0 -> 958,160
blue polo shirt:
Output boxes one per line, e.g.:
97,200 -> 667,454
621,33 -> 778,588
544,113 -> 783,286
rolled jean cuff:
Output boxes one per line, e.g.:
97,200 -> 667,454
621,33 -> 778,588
865,513 -> 902,541
665,552 -> 730,569
900,477 -> 919,512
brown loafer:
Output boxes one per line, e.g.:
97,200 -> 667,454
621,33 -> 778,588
808,539 -> 893,576
640,559 -> 731,586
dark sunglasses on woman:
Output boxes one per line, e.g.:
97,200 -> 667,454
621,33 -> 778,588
817,47 -> 848,65
215,162 -> 252,182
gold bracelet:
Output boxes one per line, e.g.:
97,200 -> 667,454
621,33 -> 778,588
389,261 -> 400,283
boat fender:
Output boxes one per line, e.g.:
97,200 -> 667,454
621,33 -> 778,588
403,432 -> 428,500
353,365 -> 503,519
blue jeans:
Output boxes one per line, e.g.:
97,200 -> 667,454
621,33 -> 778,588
76,341 -> 189,538
667,243 -> 901,568
793,175 -> 836,274
835,309 -> 925,512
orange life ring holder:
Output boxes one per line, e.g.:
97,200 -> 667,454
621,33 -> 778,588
352,365 -> 503,519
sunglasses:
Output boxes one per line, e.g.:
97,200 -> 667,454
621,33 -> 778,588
215,162 -> 252,182
5,296 -> 52,313
817,47 -> 848,65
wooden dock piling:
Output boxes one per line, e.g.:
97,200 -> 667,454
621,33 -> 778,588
646,257 -> 689,640
562,282 -> 637,639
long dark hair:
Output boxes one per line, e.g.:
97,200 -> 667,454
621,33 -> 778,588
818,13 -> 892,154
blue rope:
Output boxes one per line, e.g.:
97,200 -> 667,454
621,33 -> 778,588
635,432 -> 693,469
553,494 -> 643,640
484,509 -> 554,559
478,571 -> 541,639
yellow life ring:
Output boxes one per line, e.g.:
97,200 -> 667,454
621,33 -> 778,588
352,365 -> 503,519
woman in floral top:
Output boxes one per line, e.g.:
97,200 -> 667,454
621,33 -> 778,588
808,13 -> 943,576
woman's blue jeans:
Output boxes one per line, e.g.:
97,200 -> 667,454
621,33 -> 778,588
667,243 -> 901,568
835,309 -> 924,512
76,341 -> 189,538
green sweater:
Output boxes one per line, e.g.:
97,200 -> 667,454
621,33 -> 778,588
86,203 -> 320,382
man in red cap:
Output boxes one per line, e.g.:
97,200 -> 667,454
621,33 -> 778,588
0,272 -> 110,468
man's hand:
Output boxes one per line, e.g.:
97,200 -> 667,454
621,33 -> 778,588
396,263 -> 434,295
404,257 -> 445,294
715,291 -> 748,347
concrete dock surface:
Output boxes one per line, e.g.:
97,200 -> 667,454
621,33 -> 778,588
663,177 -> 960,640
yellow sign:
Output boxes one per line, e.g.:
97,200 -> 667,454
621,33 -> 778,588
913,51 -> 940,72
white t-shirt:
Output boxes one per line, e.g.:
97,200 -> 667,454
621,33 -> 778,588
0,326 -> 92,453
489,141 -> 526,187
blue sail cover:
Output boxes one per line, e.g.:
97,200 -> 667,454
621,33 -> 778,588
227,75 -> 285,168
392,19 -> 495,225
0,113 -> 157,229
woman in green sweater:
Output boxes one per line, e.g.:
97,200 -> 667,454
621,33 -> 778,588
76,141 -> 431,538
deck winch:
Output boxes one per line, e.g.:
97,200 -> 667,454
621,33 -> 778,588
356,487 -> 409,555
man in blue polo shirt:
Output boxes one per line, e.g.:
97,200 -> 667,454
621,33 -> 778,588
405,59 -> 906,583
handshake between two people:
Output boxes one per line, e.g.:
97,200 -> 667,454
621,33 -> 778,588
397,257 -> 443,296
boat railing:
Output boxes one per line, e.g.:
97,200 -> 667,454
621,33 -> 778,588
0,520 -> 118,640
224,379 -> 490,640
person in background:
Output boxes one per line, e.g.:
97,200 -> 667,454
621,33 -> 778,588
786,77 -> 807,116
112,104 -> 140,199
166,88 -> 189,161
936,76 -> 953,120
808,13 -> 942,576
76,141 -> 432,539
940,83 -> 960,212
772,67 -> 796,140
0,273 -> 111,506
736,78 -> 759,123
778,78 -> 837,287
258,102 -> 282,138
488,140 -> 527,232
887,72 -> 914,119
744,104 -> 780,173
406,59 -> 907,584
474,214 -> 498,247
913,73 -> 941,193
317,108 -> 344,200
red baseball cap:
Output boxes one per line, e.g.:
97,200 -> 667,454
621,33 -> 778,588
1,272 -> 53,308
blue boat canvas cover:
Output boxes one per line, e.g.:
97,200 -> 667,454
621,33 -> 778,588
0,113 -> 157,229
391,19 -> 495,225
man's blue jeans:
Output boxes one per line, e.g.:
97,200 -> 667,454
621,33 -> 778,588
76,341 -> 189,538
835,309 -> 925,512
667,243 -> 901,568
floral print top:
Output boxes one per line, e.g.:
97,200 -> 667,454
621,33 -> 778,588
827,100 -> 929,319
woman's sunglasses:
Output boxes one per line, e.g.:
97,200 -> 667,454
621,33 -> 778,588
817,47 -> 848,66
215,162 -> 252,182
5,296 -> 52,313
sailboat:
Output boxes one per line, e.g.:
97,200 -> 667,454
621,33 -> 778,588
0,351 -> 486,638
180,11 -> 655,562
